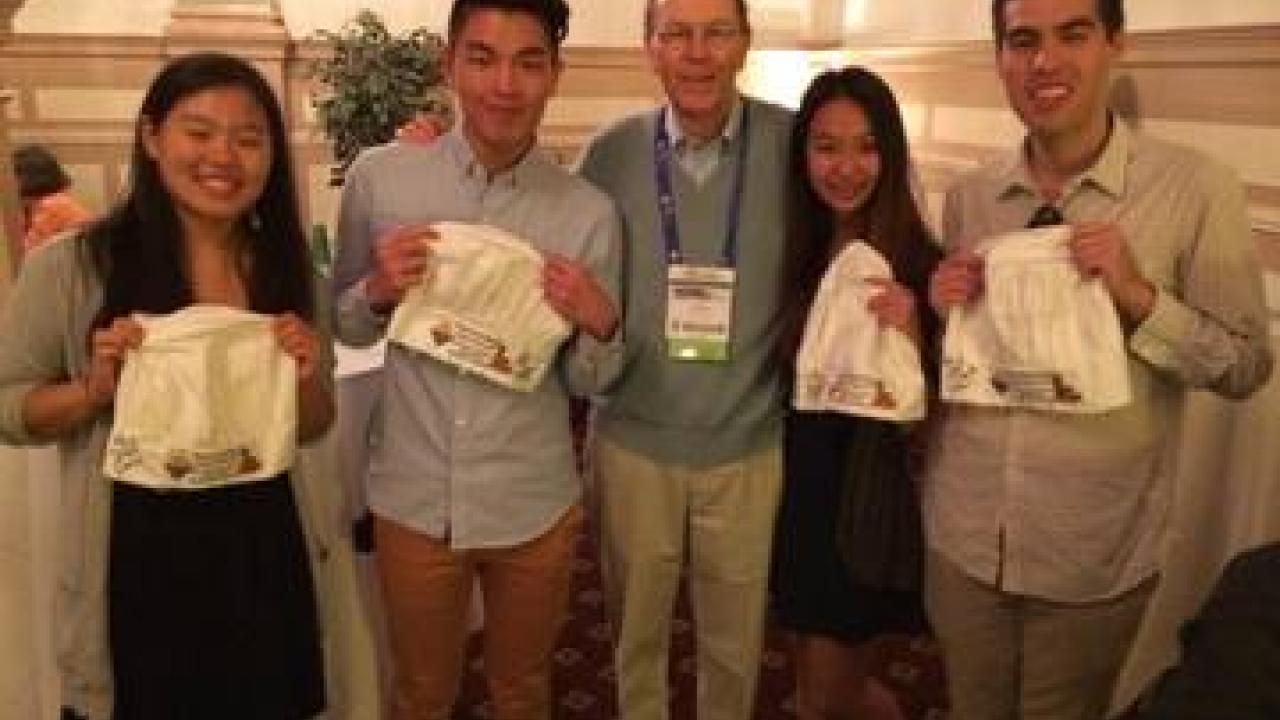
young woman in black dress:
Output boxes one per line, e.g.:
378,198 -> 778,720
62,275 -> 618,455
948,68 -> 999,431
1,52 -> 333,719
771,66 -> 941,720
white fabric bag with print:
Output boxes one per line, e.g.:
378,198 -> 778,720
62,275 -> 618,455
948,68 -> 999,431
941,226 -> 1131,413
794,242 -> 927,422
386,222 -> 571,392
104,305 -> 297,489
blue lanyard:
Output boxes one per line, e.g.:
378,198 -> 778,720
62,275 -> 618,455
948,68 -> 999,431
652,104 -> 752,267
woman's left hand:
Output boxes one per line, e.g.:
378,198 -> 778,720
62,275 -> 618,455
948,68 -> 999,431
273,313 -> 320,381
865,278 -> 921,344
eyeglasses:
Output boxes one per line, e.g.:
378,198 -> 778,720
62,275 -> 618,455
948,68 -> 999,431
653,22 -> 744,50
1025,204 -> 1064,228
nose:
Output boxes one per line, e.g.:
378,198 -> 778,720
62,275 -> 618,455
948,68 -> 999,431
1030,41 -> 1062,71
833,151 -> 863,178
494,61 -> 518,94
205,133 -> 236,164
682,31 -> 712,60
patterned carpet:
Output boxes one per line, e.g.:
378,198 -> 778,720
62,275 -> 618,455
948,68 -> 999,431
452,528 -> 950,719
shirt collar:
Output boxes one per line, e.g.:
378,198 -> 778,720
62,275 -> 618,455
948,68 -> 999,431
995,115 -> 1131,202
441,123 -> 547,188
664,97 -> 745,151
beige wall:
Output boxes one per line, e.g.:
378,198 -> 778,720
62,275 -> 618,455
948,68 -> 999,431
3,23 -> 1279,278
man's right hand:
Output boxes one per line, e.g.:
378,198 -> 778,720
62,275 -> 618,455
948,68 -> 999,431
929,248 -> 985,316
366,224 -> 438,313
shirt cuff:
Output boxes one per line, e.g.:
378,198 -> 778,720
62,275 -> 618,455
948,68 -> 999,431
356,278 -> 394,325
575,324 -> 624,363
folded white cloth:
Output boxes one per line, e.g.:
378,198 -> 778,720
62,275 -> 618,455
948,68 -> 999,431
941,226 -> 1131,413
794,242 -> 926,422
104,306 -> 297,489
386,222 -> 571,392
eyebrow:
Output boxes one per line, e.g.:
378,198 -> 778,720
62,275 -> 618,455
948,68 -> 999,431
1006,14 -> 1099,39
171,112 -> 266,134
461,40 -> 552,59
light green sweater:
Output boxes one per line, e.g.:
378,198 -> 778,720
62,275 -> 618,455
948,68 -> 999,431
578,97 -> 793,467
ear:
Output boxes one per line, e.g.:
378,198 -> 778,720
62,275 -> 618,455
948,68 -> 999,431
549,54 -> 565,90
1109,28 -> 1128,56
140,117 -> 161,160
443,43 -> 458,91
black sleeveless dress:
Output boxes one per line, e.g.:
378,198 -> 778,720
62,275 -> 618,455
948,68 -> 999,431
108,474 -> 325,720
771,411 -> 928,644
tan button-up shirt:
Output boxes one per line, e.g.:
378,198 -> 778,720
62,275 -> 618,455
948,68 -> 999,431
925,120 -> 1274,602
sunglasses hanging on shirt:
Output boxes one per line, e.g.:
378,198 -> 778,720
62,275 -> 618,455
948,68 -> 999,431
1025,204 -> 1065,228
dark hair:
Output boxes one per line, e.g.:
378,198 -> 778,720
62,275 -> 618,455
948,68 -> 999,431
644,0 -> 751,41
13,145 -> 72,198
992,0 -> 1125,47
448,0 -> 571,50
777,66 -> 941,372
86,51 -> 313,330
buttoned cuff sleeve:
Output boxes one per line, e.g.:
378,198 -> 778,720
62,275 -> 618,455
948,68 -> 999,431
1129,287 -> 1273,397
561,326 -> 626,398
332,279 -> 391,348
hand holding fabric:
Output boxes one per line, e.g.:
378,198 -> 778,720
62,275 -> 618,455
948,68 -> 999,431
1069,222 -> 1156,325
85,316 -> 146,410
929,248 -> 984,316
367,224 -> 437,312
543,254 -> 618,341
866,278 -> 921,345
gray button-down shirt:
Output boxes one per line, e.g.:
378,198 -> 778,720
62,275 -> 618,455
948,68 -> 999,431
331,129 -> 624,549
925,120 -> 1274,602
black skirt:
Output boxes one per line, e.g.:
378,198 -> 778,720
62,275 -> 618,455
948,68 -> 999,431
771,412 -> 928,644
108,475 -> 325,720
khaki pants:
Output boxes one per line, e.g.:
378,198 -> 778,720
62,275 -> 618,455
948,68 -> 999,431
373,505 -> 582,720
925,551 -> 1155,720
595,439 -> 783,720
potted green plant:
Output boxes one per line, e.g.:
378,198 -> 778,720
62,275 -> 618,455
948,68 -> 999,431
308,9 -> 450,185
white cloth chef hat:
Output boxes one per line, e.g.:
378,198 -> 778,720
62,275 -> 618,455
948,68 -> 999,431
386,222 -> 571,392
941,226 -> 1131,413
104,306 -> 297,489
794,241 -> 927,422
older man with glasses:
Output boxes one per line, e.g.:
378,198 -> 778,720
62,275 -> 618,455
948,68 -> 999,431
576,1 -> 792,719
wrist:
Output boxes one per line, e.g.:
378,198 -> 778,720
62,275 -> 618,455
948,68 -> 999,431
363,276 -> 398,315
586,309 -> 618,342
1114,278 -> 1156,326
76,375 -> 108,419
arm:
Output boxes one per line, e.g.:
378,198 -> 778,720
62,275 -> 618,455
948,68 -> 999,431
330,155 -> 389,348
0,239 -> 109,444
1127,166 -> 1274,398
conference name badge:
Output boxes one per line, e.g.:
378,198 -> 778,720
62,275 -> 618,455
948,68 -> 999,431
665,264 -> 735,363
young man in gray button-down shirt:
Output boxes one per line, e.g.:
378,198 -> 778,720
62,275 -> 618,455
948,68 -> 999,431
330,1 -> 624,718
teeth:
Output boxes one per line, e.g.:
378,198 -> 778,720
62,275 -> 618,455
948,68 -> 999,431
198,178 -> 236,193
1033,86 -> 1069,100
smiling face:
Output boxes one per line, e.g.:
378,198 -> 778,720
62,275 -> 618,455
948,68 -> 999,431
996,0 -> 1123,147
142,85 -> 271,237
446,8 -> 562,172
805,97 -> 881,230
646,0 -> 750,139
